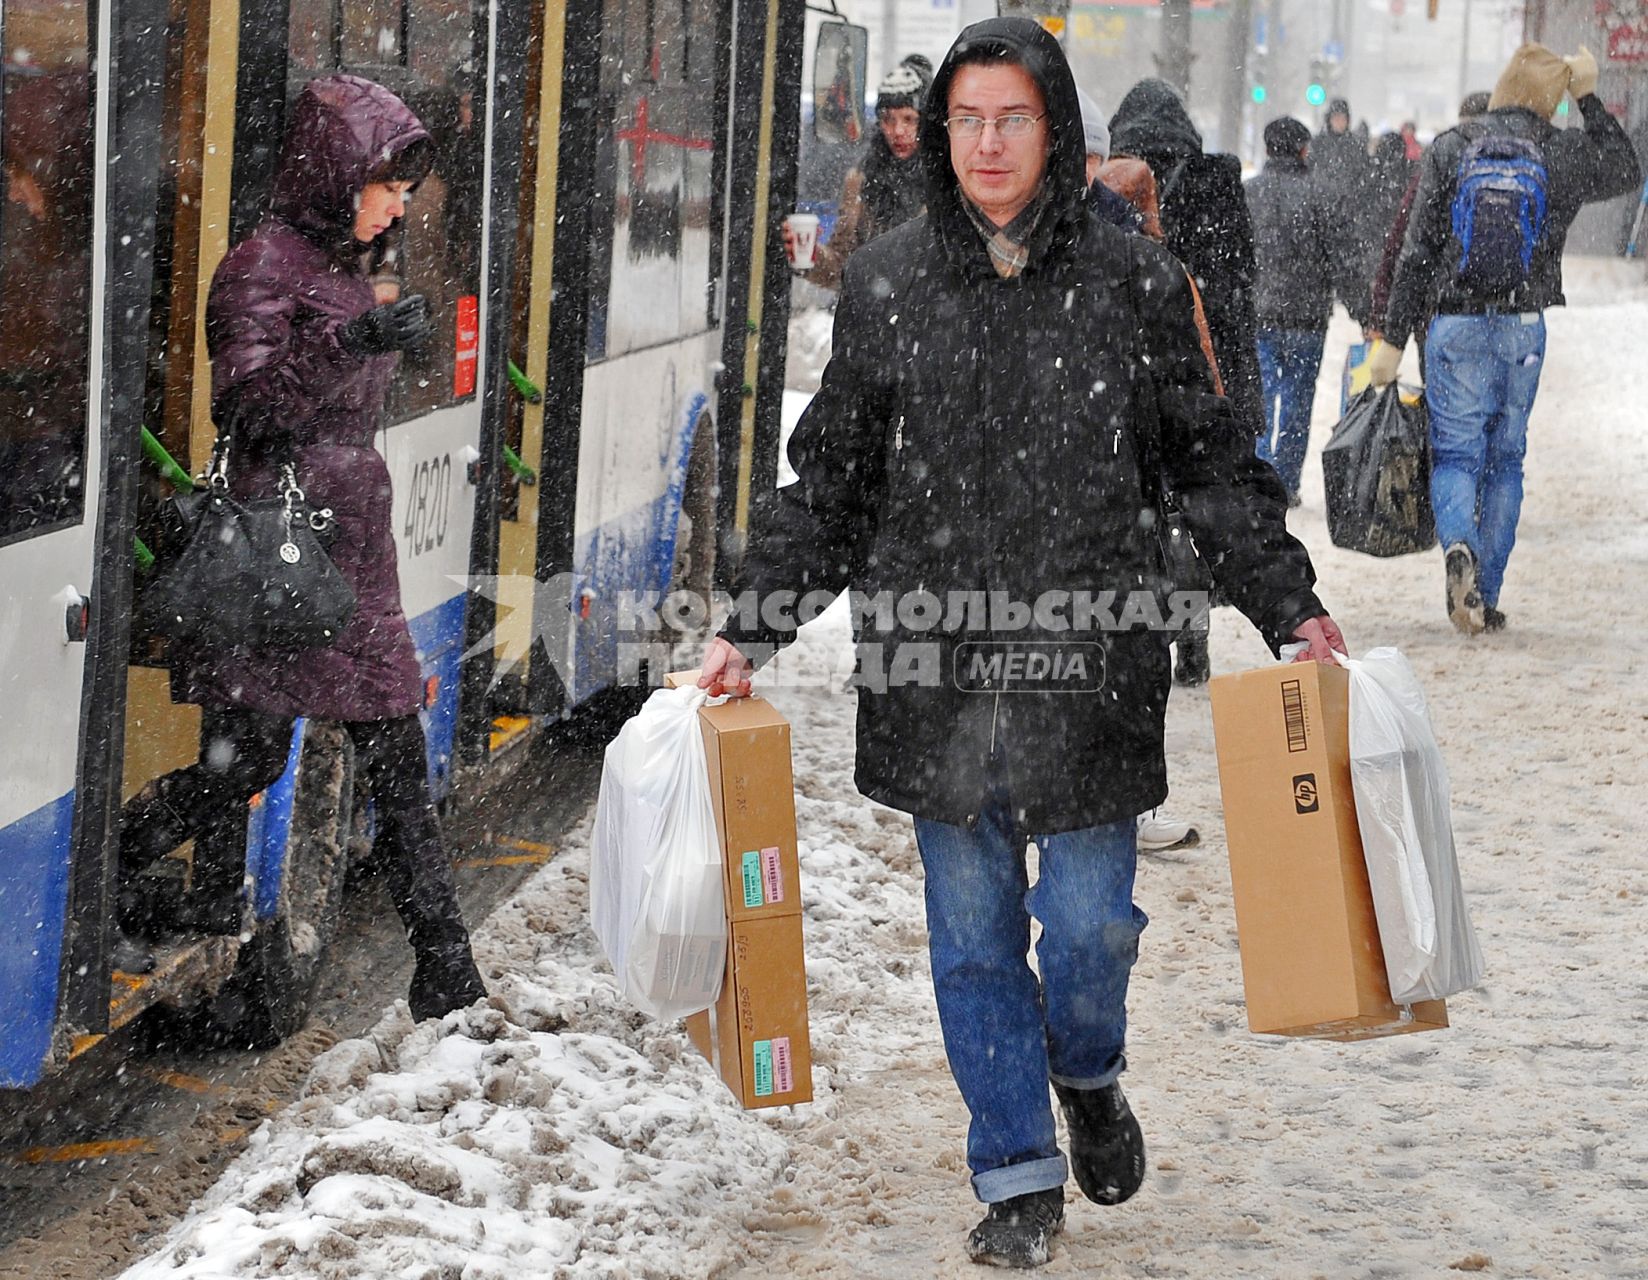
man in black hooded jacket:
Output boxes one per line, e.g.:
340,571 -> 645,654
700,18 -> 1343,1269
1108,78 -> 1263,440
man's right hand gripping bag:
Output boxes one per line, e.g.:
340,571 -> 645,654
1322,385 -> 1437,557
590,685 -> 728,1021
1342,649 -> 1485,1004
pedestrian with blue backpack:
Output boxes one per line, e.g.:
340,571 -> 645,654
1369,44 -> 1639,635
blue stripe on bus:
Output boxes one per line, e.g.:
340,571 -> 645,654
0,791 -> 74,1088
569,394 -> 708,705
245,721 -> 305,923
407,592 -> 468,803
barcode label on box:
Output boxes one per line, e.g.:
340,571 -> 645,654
741,852 -> 763,908
1281,679 -> 1308,752
760,846 -> 784,903
752,1040 -> 774,1096
771,1036 -> 793,1093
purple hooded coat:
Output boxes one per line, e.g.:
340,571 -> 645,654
174,76 -> 432,721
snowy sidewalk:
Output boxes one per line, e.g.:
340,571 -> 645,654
121,273 -> 1648,1280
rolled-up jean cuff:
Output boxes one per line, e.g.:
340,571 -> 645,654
1050,1061 -> 1125,1091
972,1153 -> 1069,1204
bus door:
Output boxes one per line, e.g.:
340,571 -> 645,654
0,0 -> 134,1085
518,0 -> 732,716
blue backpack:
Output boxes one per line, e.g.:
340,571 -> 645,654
1450,131 -> 1549,295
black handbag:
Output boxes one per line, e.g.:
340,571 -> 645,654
139,427 -> 357,648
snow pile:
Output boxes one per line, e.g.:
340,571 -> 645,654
120,951 -> 795,1278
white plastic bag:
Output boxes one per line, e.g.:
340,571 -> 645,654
589,685 -> 727,1020
1340,648 -> 1485,1003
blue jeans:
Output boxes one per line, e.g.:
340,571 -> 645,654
1254,327 -> 1327,495
913,767 -> 1146,1204
1425,312 -> 1546,607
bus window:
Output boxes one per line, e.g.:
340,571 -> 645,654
342,0 -> 403,65
0,7 -> 94,545
286,0 -> 483,425
586,0 -> 719,362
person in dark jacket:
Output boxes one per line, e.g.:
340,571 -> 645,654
789,56 -> 932,292
1108,77 -> 1262,687
118,76 -> 488,1022
1312,98 -> 1372,317
1350,131 -> 1416,325
1108,78 -> 1262,438
1367,92 -> 1491,357
699,19 -> 1343,1268
1247,117 -> 1337,502
1081,88 -> 1204,858
1370,44 -> 1639,634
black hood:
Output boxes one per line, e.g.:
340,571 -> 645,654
918,17 -> 1089,271
1109,78 -> 1203,161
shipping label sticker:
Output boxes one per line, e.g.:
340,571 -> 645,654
752,1039 -> 775,1096
772,1036 -> 793,1094
741,852 -> 763,908
1280,679 -> 1309,752
760,846 -> 784,903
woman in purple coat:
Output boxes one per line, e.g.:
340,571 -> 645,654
119,75 -> 486,1022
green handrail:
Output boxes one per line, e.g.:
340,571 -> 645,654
502,442 -> 537,487
141,426 -> 196,492
134,535 -> 155,572
506,360 -> 543,404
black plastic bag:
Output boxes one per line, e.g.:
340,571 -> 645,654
1322,385 -> 1437,558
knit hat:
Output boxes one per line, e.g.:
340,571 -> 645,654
1489,43 -> 1571,119
1077,87 -> 1110,160
876,62 -> 927,115
1263,116 -> 1310,159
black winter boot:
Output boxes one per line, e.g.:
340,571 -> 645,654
965,1187 -> 1064,1269
1444,543 -> 1485,635
1173,631 -> 1210,686
408,944 -> 488,1022
1053,1080 -> 1146,1206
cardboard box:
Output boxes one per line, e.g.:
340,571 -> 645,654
664,671 -> 813,1106
685,914 -> 814,1107
1210,661 -> 1448,1041
662,671 -> 802,923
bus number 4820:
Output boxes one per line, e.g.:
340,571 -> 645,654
403,453 -> 452,557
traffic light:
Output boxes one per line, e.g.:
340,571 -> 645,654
1252,84 -> 1267,104
1306,82 -> 1327,106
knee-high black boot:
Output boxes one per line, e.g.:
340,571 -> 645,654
351,717 -> 487,1021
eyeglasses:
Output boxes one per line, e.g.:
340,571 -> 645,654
943,113 -> 1046,139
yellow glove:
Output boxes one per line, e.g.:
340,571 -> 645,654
1366,339 -> 1403,388
1565,45 -> 1599,100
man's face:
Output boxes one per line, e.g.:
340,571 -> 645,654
947,61 -> 1049,227
1328,110 -> 1349,135
878,106 -> 921,160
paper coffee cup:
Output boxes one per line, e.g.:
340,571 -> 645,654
785,212 -> 820,271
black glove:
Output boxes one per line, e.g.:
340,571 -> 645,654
340,295 -> 432,356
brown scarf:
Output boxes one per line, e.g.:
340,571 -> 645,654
964,185 -> 1051,279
